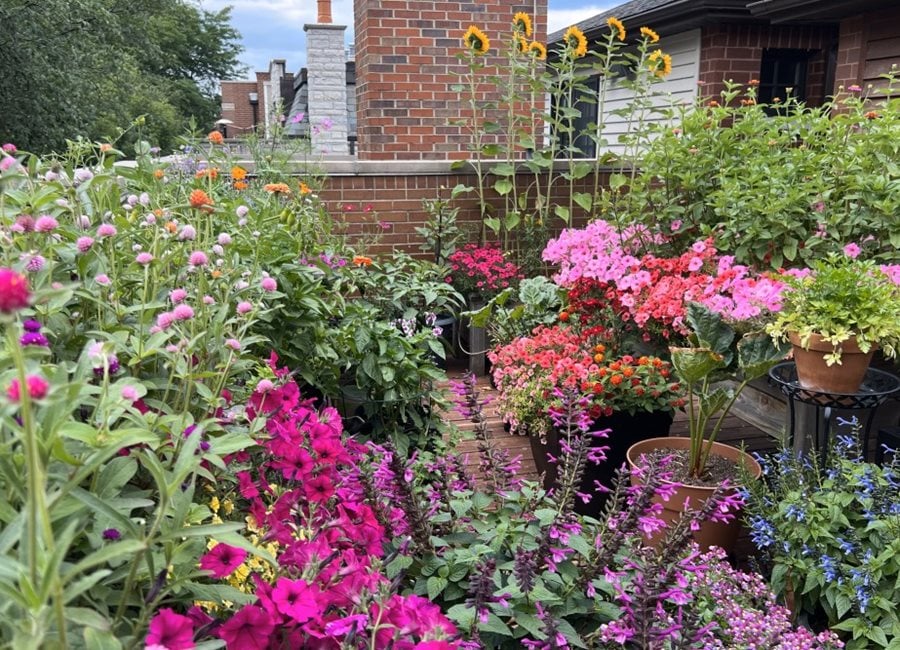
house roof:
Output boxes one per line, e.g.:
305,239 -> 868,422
548,0 -> 752,43
747,0 -> 899,23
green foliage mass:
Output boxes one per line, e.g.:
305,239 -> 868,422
0,0 -> 245,154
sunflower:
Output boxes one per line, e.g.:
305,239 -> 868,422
515,34 -> 528,54
563,25 -> 588,58
606,17 -> 626,41
640,26 -> 660,43
528,41 -> 547,60
513,12 -> 533,37
648,50 -> 672,78
463,25 -> 490,55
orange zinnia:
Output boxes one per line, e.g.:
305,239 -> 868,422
234,180 -> 248,191
153,169 -> 165,180
165,221 -> 178,234
189,189 -> 213,209
231,166 -> 247,180
195,167 -> 219,180
264,183 -> 291,194
353,255 -> 373,267
299,181 -> 311,194
207,131 -> 224,145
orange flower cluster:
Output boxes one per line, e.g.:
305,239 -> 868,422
352,256 -> 373,267
207,131 -> 224,145
299,181 -> 311,195
264,183 -> 291,194
195,167 -> 219,180
189,189 -> 213,209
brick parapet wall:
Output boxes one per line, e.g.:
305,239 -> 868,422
310,160 -> 602,255
354,0 -> 548,161
698,23 -> 837,106
221,81 -> 261,134
833,16 -> 865,91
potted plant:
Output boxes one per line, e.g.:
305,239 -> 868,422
627,302 -> 789,550
767,251 -> 900,393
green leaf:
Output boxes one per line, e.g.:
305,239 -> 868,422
66,607 -> 111,630
427,575 -> 448,600
66,540 -> 146,580
489,163 -> 516,177
84,628 -> 123,650
669,347 -> 726,384
737,333 -> 790,381
554,205 -> 570,223
484,217 -> 501,234
493,179 -> 513,196
573,192 -> 593,213
479,613 -> 513,636
685,303 -> 734,354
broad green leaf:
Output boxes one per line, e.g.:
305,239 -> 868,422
737,333 -> 789,381
493,179 -> 513,196
669,347 -> 725,384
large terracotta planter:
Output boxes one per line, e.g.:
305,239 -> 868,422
626,437 -> 761,551
531,410 -> 674,518
789,332 -> 874,394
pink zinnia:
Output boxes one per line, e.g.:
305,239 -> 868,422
260,277 -> 277,292
97,223 -> 117,238
0,269 -> 30,312
136,252 -> 154,265
34,215 -> 59,232
169,288 -> 188,304
199,543 -> 247,579
271,578 -> 320,622
145,608 -> 195,650
189,251 -> 208,267
218,605 -> 273,650
76,236 -> 94,253
843,242 -> 861,259
173,304 -> 194,321
236,301 -> 253,315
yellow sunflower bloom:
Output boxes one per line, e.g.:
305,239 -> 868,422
563,25 -> 588,58
513,12 -> 533,37
640,26 -> 660,43
648,50 -> 673,78
515,34 -> 528,54
528,41 -> 548,61
463,25 -> 490,55
607,17 -> 626,41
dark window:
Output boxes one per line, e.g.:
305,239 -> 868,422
758,48 -> 811,107
553,76 -> 600,159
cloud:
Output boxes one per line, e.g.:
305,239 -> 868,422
547,4 -> 616,33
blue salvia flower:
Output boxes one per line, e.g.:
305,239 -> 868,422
785,503 -> 806,522
748,515 -> 776,549
836,537 -> 855,555
820,555 -> 840,583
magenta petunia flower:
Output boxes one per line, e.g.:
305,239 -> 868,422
189,251 -> 208,267
304,474 -> 334,502
218,605 -> 273,650
843,242 -> 861,259
199,543 -> 247,579
271,577 -> 320,623
145,608 -> 195,650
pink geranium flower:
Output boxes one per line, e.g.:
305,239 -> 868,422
145,608 -> 195,650
199,543 -> 247,579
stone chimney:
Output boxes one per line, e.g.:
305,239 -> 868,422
304,0 -> 349,154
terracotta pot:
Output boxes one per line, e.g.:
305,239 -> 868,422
532,410 -> 675,517
789,332 -> 874,394
626,437 -> 761,552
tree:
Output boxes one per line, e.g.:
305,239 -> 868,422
0,0 -> 245,154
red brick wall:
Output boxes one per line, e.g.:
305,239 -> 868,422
835,7 -> 900,98
353,0 -> 548,161
221,81 -> 261,134
315,167 -> 602,255
699,23 -> 837,106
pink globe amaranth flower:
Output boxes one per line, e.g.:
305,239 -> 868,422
202,295 -> 215,305
95,274 -> 111,286
7,375 -> 49,401
24,255 -> 45,273
121,385 -> 138,401
218,605 -> 273,650
260,277 -> 277,292
73,168 -> 93,184
235,205 -> 249,218
179,225 -> 197,241
169,288 -> 188,304
212,244 -> 224,256
0,268 -> 30,312
15,215 -> 35,232
189,251 -> 208,267
34,215 -> 59,232
76,236 -> 95,253
225,338 -> 241,351
136,252 -> 154,265
256,379 -> 274,394
1,143 -> 16,154
173,304 -> 194,321
217,232 -> 232,246
145,608 -> 195,650
0,156 -> 16,172
199,543 -> 247,579
843,242 -> 861,259
97,223 -> 117,238
156,311 -> 176,330
236,301 -> 253,315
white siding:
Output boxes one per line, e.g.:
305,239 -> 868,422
598,29 -> 701,156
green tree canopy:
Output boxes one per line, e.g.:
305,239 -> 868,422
0,0 -> 245,154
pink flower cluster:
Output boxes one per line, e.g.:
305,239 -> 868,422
147,354 -> 460,649
446,244 -> 522,298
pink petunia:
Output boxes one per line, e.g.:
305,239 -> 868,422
843,242 -> 861,259
145,608 -> 195,650
271,578 -> 320,623
218,605 -> 273,650
199,543 -> 247,579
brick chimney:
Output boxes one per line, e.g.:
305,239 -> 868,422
354,0 -> 547,160
304,0 -> 349,154
317,0 -> 332,24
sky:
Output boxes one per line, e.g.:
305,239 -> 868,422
201,0 -> 617,78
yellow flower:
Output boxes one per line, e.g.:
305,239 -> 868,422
222,498 -> 234,515
607,17 -> 626,41
648,50 -> 673,78
299,181 -> 311,194
563,25 -> 588,58
515,34 -> 528,54
209,496 -> 220,513
640,26 -> 660,43
463,25 -> 490,55
513,12 -> 533,37
528,41 -> 547,60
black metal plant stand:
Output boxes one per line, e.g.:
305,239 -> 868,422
768,361 -> 900,464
